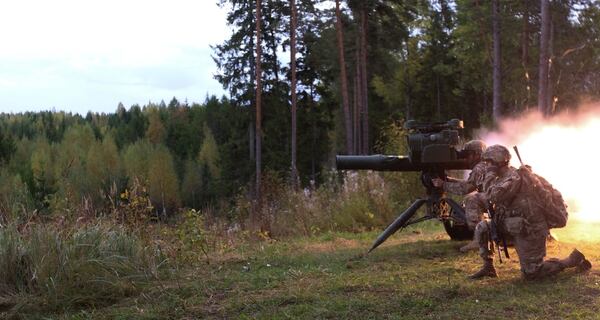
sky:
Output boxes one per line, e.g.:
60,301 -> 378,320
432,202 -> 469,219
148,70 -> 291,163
0,0 -> 231,114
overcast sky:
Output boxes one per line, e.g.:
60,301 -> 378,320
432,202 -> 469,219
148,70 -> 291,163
0,0 -> 230,114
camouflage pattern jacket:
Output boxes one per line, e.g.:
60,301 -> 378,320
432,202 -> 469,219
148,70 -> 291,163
444,161 -> 488,195
484,166 -> 548,235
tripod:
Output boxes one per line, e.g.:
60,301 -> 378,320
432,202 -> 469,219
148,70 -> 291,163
368,171 -> 472,253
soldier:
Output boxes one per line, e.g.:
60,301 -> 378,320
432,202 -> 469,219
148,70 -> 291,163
469,145 -> 592,280
431,140 -> 488,252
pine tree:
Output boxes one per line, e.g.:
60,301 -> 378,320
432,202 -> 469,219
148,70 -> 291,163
538,0 -> 550,115
335,0 -> 353,155
255,0 -> 263,201
290,0 -> 299,186
492,0 -> 502,122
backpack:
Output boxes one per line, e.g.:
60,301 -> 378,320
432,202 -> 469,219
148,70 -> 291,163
516,165 -> 569,228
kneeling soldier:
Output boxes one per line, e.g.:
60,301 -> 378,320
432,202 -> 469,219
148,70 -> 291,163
469,145 -> 592,280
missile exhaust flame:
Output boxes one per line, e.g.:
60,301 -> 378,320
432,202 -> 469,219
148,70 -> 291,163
479,104 -> 600,224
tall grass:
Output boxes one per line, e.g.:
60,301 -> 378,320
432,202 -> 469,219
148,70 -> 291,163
234,170 -> 421,238
0,223 -> 167,313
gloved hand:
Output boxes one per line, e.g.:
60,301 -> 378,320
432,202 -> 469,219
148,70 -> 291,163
431,178 -> 444,188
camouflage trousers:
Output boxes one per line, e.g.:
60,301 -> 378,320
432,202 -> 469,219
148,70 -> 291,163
474,219 -> 566,280
463,192 -> 487,230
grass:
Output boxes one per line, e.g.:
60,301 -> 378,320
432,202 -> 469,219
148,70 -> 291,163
0,224 -> 167,318
6,220 -> 600,319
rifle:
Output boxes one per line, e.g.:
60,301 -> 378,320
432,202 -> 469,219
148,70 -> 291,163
487,203 -> 510,263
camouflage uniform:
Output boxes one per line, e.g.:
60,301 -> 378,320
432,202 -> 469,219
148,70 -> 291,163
444,161 -> 488,229
471,145 -> 590,280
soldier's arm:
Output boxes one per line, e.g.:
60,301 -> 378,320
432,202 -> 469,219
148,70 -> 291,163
443,179 -> 476,195
443,163 -> 484,195
471,161 -> 489,192
486,170 -> 521,204
482,172 -> 497,192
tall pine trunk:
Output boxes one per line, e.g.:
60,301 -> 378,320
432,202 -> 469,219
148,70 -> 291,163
522,0 -> 530,110
354,46 -> 362,155
404,40 -> 412,120
249,1 -> 256,162
538,0 -> 550,115
359,6 -> 369,154
335,0 -> 353,155
436,75 -> 441,118
353,67 -> 360,155
492,0 -> 502,123
548,19 -> 555,113
255,0 -> 263,202
290,0 -> 298,187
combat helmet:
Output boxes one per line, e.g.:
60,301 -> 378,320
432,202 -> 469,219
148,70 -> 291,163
464,140 -> 487,154
481,144 -> 511,164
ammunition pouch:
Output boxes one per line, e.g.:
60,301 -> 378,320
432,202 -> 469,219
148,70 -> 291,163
492,205 -> 509,225
503,216 -> 525,236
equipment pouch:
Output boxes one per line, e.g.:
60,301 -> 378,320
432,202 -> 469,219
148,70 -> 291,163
504,217 -> 525,236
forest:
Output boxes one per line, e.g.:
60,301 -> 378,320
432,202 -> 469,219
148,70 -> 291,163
1,0 -> 599,223
1,0 -> 600,317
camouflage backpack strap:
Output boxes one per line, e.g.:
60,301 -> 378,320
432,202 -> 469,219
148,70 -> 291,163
516,165 -> 539,197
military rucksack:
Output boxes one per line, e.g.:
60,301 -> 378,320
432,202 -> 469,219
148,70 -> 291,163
517,165 -> 568,228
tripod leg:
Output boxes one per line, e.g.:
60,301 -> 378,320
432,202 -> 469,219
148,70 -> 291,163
368,199 -> 427,253
445,198 -> 467,224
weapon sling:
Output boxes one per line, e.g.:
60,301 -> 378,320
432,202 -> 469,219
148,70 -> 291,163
488,204 -> 510,262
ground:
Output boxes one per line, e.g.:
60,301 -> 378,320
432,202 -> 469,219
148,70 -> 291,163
16,221 -> 600,319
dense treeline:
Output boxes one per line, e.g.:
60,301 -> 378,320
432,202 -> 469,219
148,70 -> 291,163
0,94 -> 335,221
0,98 -> 267,220
1,0 -> 600,220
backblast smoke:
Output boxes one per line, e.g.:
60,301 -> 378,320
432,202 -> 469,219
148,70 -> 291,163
478,104 -> 600,224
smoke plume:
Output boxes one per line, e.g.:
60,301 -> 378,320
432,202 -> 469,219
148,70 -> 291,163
477,103 -> 600,223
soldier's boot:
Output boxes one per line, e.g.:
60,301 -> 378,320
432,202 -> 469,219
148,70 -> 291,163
559,249 -> 586,268
468,258 -> 498,279
577,259 -> 592,272
460,240 -> 479,253
528,250 -> 591,280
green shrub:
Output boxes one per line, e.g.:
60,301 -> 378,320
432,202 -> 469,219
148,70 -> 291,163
175,209 -> 209,263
